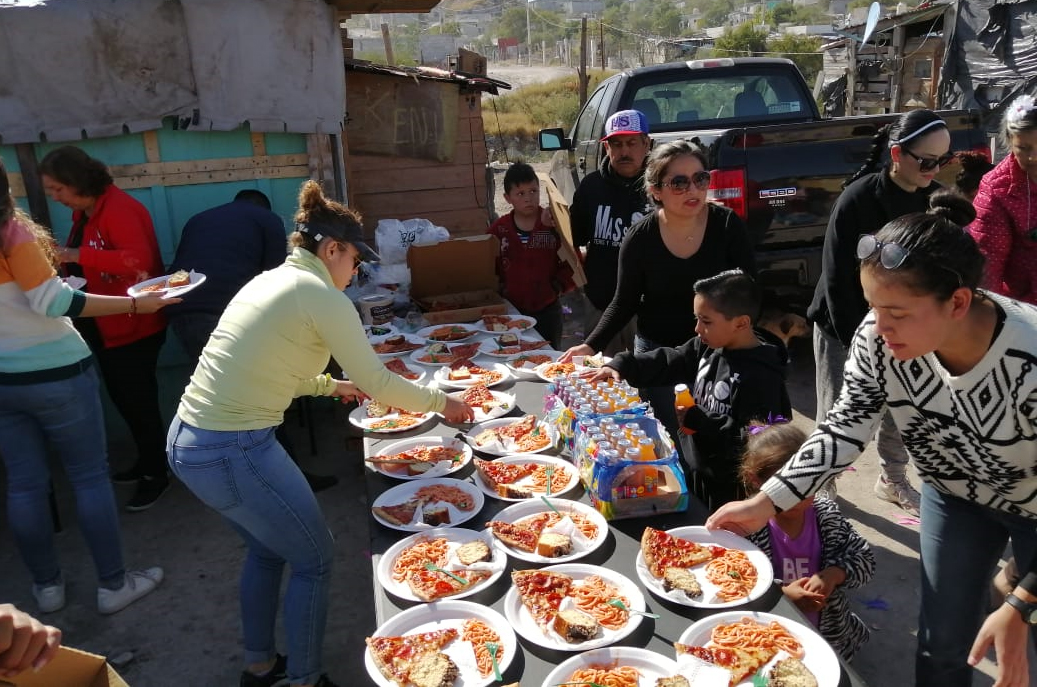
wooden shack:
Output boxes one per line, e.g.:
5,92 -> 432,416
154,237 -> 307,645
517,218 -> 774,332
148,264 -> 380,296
819,3 -> 951,116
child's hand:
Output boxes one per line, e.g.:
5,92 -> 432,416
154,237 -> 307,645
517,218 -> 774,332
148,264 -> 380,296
811,567 -> 846,597
783,578 -> 827,614
584,366 -> 620,384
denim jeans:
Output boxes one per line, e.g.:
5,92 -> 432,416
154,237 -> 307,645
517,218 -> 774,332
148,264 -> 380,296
0,365 -> 125,586
167,416 -> 334,685
813,323 -> 910,482
916,484 -> 1037,686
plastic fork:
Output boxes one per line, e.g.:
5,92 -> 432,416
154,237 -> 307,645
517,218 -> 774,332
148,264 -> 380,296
485,641 -> 502,681
606,598 -> 660,619
545,466 -> 554,496
423,562 -> 468,586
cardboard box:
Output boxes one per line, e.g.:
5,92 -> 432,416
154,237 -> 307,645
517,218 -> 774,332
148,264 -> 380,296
9,646 -> 129,687
407,235 -> 507,324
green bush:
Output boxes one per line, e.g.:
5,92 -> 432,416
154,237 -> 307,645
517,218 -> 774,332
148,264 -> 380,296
482,70 -> 615,139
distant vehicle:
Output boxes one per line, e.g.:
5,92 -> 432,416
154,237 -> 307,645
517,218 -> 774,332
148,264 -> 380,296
539,57 -> 987,311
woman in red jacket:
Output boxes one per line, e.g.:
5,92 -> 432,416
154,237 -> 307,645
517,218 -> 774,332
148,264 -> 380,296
39,146 -> 169,512
968,94 -> 1037,304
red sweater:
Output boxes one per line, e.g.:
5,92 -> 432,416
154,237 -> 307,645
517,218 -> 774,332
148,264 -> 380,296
487,211 -> 575,313
66,185 -> 166,347
968,155 -> 1037,304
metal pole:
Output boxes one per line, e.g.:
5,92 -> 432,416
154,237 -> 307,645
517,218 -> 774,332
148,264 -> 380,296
526,0 -> 532,66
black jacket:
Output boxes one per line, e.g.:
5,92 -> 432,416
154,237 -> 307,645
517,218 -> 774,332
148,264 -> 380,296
807,170 -> 940,345
569,157 -> 654,310
607,328 -> 791,504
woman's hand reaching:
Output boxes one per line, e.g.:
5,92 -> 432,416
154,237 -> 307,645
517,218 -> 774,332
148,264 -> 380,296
331,380 -> 366,404
132,292 -> 182,313
558,343 -> 594,363
441,395 -> 476,423
584,366 -> 620,384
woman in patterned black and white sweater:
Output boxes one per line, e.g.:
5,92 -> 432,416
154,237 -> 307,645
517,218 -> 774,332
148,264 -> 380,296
741,422 -> 874,661
708,189 -> 1037,687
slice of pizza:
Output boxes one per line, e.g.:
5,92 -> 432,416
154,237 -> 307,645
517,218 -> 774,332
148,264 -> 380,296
486,520 -> 539,552
674,643 -> 777,686
641,527 -> 727,579
372,499 -> 421,526
461,384 -> 495,407
474,458 -> 537,491
449,342 -> 482,359
498,414 -> 537,440
511,569 -> 573,630
405,568 -> 492,602
366,628 -> 459,685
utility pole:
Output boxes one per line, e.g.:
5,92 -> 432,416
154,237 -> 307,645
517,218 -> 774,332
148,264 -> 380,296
380,22 -> 394,65
526,0 -> 532,66
579,16 -> 589,107
599,20 -> 605,71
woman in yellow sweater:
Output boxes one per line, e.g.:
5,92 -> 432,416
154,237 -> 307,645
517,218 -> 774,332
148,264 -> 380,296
167,181 -> 472,687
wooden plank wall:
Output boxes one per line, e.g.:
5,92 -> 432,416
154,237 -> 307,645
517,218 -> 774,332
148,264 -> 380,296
347,90 -> 491,239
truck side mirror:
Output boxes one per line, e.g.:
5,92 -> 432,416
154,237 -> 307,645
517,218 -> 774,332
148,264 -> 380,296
538,128 -> 571,151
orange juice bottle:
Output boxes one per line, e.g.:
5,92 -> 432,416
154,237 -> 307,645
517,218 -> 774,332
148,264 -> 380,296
674,383 -> 695,408
635,438 -> 658,495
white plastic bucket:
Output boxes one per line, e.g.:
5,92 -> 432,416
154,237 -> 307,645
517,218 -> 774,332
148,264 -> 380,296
359,293 -> 395,325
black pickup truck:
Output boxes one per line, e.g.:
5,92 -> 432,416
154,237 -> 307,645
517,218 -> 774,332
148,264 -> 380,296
539,57 -> 988,310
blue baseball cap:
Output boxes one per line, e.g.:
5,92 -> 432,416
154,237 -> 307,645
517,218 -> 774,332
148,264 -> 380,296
601,109 -> 650,140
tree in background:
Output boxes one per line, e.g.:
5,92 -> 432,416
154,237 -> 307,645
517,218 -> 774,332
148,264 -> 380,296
713,23 -> 768,57
767,34 -> 823,86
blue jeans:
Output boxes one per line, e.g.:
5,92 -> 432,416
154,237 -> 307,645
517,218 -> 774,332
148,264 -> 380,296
167,417 -> 334,685
0,365 -> 125,586
916,484 -> 1037,686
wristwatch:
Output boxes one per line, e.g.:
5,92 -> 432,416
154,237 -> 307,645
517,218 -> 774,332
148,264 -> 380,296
1005,593 -> 1037,624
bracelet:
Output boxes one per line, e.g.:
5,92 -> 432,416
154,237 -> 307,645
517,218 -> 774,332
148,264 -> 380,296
129,297 -> 137,317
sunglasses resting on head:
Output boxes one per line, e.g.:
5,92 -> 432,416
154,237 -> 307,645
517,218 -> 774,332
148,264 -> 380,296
856,234 -> 964,288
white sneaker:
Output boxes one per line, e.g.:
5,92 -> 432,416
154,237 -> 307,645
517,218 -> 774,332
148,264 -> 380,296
97,567 -> 164,615
32,578 -> 66,613
875,476 -> 921,517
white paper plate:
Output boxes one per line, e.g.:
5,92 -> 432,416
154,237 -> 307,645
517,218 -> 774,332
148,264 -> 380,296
416,323 -> 480,343
377,356 -> 427,385
541,646 -> 681,687
487,498 -> 608,563
635,526 -> 773,608
473,455 -> 580,501
348,402 -> 437,434
63,276 -> 87,290
369,334 -> 426,358
377,528 -> 508,602
370,478 -> 485,532
474,315 -> 537,334
478,336 -> 551,359
365,600 -> 517,687
364,323 -> 398,340
127,270 -> 206,299
367,436 -> 472,480
460,390 -> 517,423
463,417 -> 558,457
433,363 -> 512,389
504,563 -> 646,651
677,611 -> 841,687
409,344 -> 484,366
533,360 -> 586,383
504,350 -> 563,379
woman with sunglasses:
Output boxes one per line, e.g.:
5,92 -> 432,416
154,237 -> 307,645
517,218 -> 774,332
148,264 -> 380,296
708,190 -> 1037,686
807,108 -> 953,515
968,95 -> 1037,305
167,181 -> 473,687
560,138 -> 756,444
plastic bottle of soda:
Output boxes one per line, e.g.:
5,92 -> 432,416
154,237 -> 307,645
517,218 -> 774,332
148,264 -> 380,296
674,383 -> 695,408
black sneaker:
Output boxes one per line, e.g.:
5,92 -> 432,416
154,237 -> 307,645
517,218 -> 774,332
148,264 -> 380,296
111,465 -> 145,484
125,476 -> 170,512
240,654 -> 287,687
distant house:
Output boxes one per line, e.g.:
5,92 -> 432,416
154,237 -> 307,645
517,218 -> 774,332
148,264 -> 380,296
682,8 -> 705,30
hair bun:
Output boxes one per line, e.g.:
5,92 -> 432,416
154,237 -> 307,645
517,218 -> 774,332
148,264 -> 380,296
927,188 -> 976,226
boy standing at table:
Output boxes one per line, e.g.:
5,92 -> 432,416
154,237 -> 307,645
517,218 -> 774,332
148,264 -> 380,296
488,162 -> 575,348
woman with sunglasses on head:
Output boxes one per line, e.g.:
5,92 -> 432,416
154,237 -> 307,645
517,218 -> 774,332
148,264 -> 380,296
708,190 -> 1037,686
560,139 -> 756,444
968,95 -> 1037,304
167,181 -> 473,687
807,108 -> 953,515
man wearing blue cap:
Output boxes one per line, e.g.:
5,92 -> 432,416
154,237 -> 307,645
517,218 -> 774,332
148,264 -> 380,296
569,109 -> 653,355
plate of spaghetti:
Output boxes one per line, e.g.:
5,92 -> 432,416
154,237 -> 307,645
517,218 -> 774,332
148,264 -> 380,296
377,528 -> 508,602
365,600 -> 517,687
472,455 -> 580,501
486,498 -> 608,564
635,526 -> 772,608
540,646 -> 681,687
370,478 -> 485,532
503,563 -> 647,651
348,402 -> 437,434
504,350 -> 562,379
366,436 -> 472,480
676,611 -> 840,686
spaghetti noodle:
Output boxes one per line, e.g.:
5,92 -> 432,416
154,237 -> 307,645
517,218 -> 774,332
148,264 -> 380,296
704,549 -> 758,601
530,464 -> 570,493
414,484 -> 476,511
461,618 -> 501,678
571,575 -> 629,630
568,664 -> 640,687
710,617 -> 804,658
390,537 -> 448,582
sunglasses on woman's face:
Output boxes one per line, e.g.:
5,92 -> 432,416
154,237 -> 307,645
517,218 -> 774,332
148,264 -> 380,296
659,171 -> 712,193
902,149 -> 955,172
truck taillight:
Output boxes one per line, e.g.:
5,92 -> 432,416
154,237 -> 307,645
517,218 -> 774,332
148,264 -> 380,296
966,144 -> 992,162
708,169 -> 747,219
